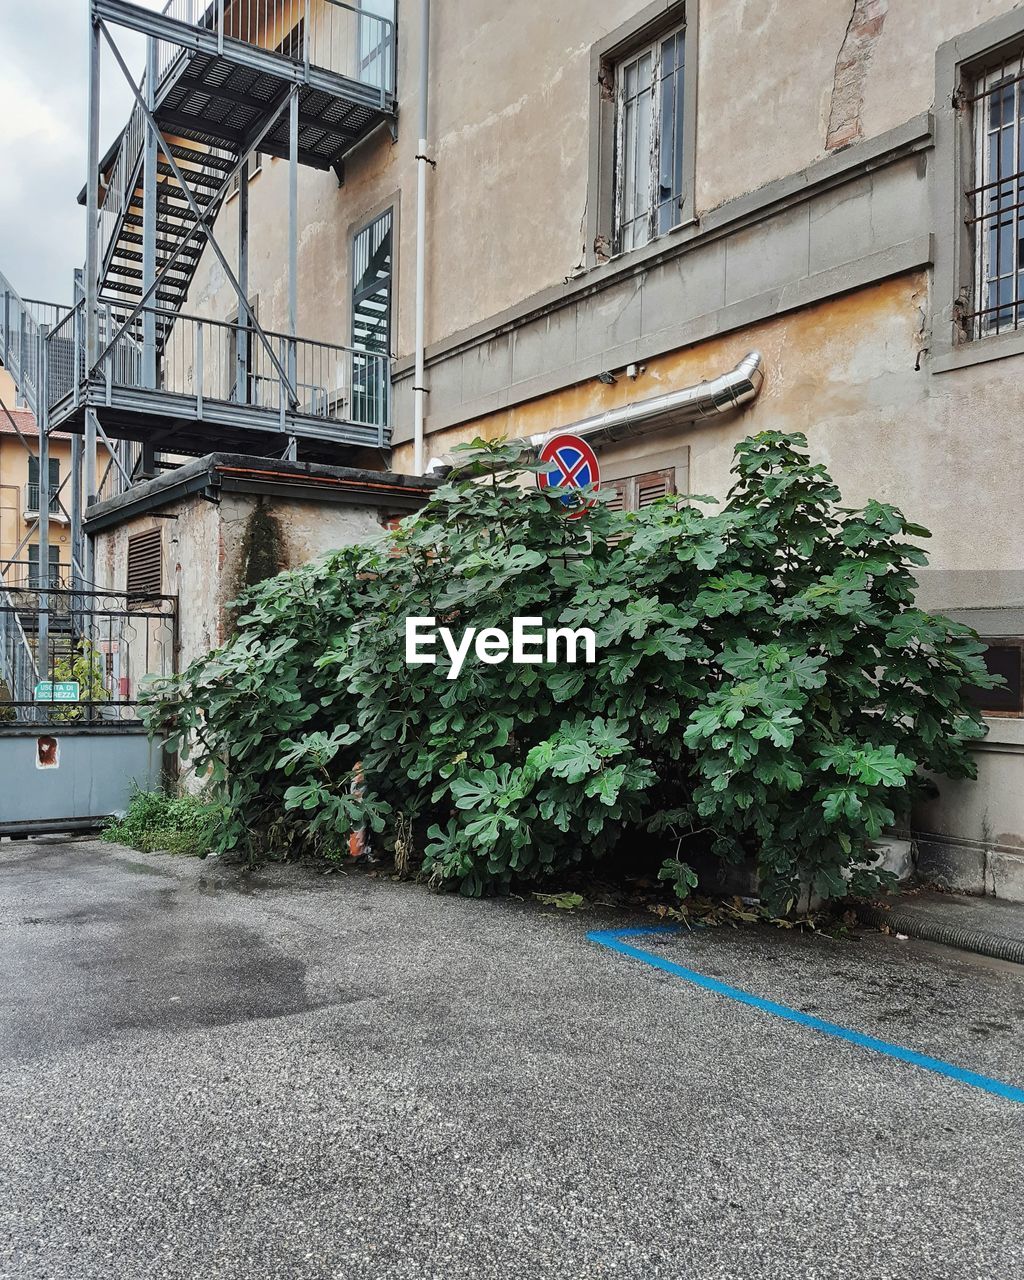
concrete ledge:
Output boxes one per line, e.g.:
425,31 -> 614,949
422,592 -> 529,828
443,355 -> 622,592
916,835 -> 1024,902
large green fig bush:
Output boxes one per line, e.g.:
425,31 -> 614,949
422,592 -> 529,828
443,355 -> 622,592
142,432 -> 995,913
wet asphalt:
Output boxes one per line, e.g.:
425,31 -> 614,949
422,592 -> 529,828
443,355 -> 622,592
2,839 -> 1024,1279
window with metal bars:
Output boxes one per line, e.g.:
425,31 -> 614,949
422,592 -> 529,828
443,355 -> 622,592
614,22 -> 688,253
25,456 -> 60,515
126,529 -> 162,599
967,54 -> 1024,339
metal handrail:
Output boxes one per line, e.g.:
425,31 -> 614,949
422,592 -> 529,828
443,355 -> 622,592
0,270 -> 45,417
155,0 -> 396,94
0,574 -> 40,717
24,486 -> 64,517
48,300 -> 390,433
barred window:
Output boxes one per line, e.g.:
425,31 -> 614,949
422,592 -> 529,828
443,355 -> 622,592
967,55 -> 1024,339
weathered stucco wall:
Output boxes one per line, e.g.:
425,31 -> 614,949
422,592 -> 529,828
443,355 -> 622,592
396,273 -> 1024,590
184,0 -> 1024,363
96,493 -> 387,670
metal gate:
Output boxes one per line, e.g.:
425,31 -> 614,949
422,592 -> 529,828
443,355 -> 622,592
0,583 -> 177,836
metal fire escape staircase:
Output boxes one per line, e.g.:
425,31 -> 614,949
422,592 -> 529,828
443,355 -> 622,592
47,0 -> 398,482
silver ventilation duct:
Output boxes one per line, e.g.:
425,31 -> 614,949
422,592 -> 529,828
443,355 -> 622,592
528,351 -> 765,450
424,352 -> 766,475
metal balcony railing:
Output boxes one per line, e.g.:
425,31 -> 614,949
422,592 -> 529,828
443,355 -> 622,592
47,300 -> 390,441
154,0 -> 397,94
24,486 -> 64,517
0,270 -> 47,418
2,562 -> 74,592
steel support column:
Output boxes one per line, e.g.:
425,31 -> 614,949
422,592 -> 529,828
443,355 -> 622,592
70,437 -> 83,592
140,35 -> 159,478
235,153 -> 250,406
85,12 -> 101,584
288,85 -> 299,459
36,327 -> 50,670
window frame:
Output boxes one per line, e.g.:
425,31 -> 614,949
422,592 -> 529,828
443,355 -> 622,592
967,57 -> 1024,342
587,1 -> 697,268
965,636 -> 1024,718
27,542 -> 61,589
227,152 -> 263,201
25,456 -> 60,515
932,9 -> 1024,372
350,204 -> 395,428
613,20 -> 689,254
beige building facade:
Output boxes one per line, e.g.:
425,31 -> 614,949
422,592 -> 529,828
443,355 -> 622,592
135,0 -> 1024,889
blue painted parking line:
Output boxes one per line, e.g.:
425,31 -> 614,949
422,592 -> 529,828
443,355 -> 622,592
588,926 -> 1024,1106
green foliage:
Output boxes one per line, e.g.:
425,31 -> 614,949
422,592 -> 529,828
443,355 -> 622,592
49,640 -> 107,723
141,432 -> 997,914
533,891 -> 587,911
103,788 -> 219,857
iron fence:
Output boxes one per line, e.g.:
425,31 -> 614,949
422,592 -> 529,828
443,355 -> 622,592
2,561 -> 74,591
0,589 -> 177,727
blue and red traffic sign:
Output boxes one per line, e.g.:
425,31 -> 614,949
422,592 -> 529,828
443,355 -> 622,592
537,433 -> 601,520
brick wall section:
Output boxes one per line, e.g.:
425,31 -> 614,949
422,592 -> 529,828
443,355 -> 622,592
827,0 -> 890,150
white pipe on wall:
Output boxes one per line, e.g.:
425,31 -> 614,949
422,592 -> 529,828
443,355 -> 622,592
412,0 -> 432,476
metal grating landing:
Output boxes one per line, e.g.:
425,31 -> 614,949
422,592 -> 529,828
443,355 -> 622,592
157,51 -> 390,170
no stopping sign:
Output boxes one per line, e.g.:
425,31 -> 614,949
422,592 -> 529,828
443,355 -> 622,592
537,434 -> 601,520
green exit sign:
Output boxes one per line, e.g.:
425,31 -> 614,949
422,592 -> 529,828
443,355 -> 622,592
34,681 -> 81,703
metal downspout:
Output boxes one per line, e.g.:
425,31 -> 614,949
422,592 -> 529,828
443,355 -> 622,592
412,0 -> 431,475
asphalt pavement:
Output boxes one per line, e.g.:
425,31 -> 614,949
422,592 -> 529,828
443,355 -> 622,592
2,839 -> 1024,1280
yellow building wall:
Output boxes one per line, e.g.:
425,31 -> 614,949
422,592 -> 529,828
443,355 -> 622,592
0,433 -> 75,577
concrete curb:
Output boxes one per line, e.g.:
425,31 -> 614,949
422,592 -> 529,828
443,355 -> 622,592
856,903 -> 1024,967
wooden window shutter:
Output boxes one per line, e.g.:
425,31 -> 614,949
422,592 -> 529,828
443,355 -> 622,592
605,480 -> 627,513
126,528 -> 162,598
634,468 -> 676,509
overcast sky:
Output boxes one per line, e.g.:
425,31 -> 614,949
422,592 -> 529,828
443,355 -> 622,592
0,1 -> 163,303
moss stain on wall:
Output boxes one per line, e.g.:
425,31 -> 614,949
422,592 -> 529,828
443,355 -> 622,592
226,499 -> 286,635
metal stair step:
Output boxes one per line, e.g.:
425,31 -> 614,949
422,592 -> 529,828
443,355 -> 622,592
156,161 -> 227,193
168,143 -> 239,172
118,231 -> 204,260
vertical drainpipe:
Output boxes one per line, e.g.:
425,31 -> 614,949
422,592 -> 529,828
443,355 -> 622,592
412,0 -> 431,476
141,35 -> 159,480
84,10 -> 101,585
286,85 -> 300,462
